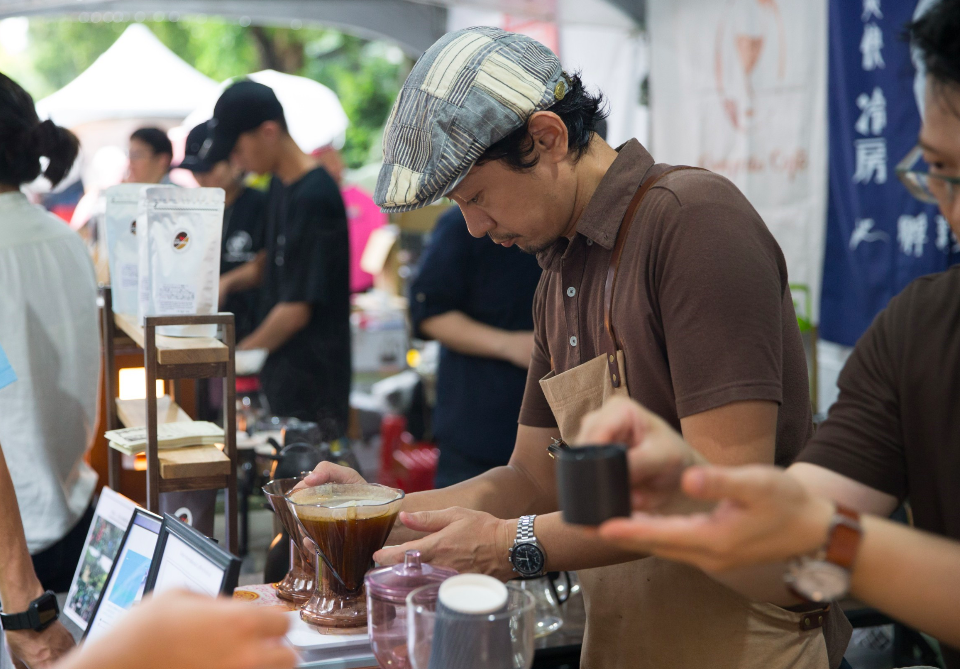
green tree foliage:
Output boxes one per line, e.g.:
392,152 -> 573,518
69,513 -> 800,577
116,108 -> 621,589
13,16 -> 410,168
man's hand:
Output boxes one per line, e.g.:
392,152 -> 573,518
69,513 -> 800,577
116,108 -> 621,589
56,591 -> 297,669
575,397 -> 709,513
6,621 -> 75,669
373,508 -> 515,581
300,462 -> 367,489
598,465 -> 835,573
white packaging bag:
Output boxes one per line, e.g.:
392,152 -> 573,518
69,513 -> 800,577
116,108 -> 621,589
104,184 -> 167,316
137,186 -> 225,338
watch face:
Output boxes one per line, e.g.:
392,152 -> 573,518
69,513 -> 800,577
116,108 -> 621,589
512,543 -> 545,577
791,562 -> 850,602
35,592 -> 59,629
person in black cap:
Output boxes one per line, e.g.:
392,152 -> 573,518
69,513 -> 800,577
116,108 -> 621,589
211,80 -> 351,438
179,120 -> 267,341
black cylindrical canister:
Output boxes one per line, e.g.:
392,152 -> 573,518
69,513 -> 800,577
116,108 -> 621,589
556,444 -> 631,525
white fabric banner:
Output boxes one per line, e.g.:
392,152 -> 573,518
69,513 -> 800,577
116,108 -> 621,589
649,0 -> 828,322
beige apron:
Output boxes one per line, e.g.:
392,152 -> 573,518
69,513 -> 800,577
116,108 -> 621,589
540,168 -> 831,669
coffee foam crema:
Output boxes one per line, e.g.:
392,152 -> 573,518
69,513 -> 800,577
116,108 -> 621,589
288,485 -> 402,521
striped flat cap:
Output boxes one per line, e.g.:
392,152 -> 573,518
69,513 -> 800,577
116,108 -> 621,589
374,26 -> 567,213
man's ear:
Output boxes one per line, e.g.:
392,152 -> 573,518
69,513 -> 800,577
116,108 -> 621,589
526,112 -> 569,165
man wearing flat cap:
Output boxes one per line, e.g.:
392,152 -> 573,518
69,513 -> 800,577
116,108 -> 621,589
308,27 -> 849,668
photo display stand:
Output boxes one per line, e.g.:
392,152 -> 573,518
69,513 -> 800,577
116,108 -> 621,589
83,508 -> 163,643
145,513 -> 241,597
63,488 -> 137,630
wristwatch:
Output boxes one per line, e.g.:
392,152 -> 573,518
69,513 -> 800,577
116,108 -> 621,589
785,505 -> 863,603
0,590 -> 60,632
508,515 -> 546,578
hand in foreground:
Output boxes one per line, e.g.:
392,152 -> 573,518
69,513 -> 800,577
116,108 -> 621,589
575,397 -> 708,513
55,591 -> 297,669
299,461 -> 367,489
374,508 -> 514,581
598,465 -> 835,573
6,619 -> 75,669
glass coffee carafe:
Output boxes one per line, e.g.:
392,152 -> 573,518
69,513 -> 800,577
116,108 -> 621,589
262,477 -> 315,603
286,483 -> 404,629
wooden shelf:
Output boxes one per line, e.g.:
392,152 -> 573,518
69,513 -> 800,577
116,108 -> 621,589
159,445 -> 231,480
114,313 -> 228,366
101,288 -> 239,555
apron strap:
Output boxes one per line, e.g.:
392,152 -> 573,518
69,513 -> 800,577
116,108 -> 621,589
603,165 -> 704,387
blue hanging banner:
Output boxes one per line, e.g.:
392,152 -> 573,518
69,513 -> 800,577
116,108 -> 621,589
819,0 -> 959,347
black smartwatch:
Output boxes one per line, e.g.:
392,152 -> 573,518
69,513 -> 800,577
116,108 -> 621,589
0,590 -> 60,632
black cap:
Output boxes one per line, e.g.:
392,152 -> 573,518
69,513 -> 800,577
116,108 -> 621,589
201,80 -> 285,164
176,121 -> 216,173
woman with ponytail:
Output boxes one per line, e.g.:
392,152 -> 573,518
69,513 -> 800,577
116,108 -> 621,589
0,73 -> 100,665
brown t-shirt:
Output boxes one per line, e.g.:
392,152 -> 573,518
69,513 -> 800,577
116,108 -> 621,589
519,139 -> 812,466
519,139 -> 848,668
796,265 -> 960,668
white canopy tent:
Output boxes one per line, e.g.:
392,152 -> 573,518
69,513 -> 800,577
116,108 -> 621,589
35,23 -> 218,127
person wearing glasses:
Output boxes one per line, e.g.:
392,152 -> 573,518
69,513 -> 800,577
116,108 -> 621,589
575,3 -> 960,667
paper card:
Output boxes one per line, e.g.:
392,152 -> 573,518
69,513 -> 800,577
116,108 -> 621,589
62,488 -> 137,630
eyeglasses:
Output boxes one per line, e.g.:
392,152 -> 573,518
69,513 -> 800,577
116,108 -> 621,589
896,145 -> 960,205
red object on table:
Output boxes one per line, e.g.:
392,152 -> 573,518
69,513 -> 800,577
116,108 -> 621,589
377,414 -> 438,492
392,445 -> 439,493
378,414 -> 407,486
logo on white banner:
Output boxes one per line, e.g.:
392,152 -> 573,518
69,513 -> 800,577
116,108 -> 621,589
714,0 -> 786,130
849,218 -> 889,250
853,138 -> 888,184
897,213 -> 928,257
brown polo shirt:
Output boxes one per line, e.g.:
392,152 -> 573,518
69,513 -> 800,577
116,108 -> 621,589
796,265 -> 960,668
519,139 -> 812,467
518,139 -> 850,667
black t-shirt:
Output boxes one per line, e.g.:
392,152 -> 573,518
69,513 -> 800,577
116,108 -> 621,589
259,168 -> 351,436
409,207 -> 542,467
797,265 -> 960,668
221,187 -> 267,340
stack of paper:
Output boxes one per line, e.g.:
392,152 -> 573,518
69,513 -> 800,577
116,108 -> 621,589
106,421 -> 224,456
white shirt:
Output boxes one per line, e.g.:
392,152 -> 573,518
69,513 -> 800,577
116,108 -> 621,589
0,191 -> 100,553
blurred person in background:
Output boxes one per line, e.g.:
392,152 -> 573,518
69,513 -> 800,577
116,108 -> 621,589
409,206 -> 542,486
0,73 -> 99,594
179,120 -> 268,341
213,81 -> 351,439
313,145 -> 386,293
126,127 -> 173,184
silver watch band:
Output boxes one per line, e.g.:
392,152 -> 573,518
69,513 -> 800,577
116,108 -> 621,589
517,515 -> 537,542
